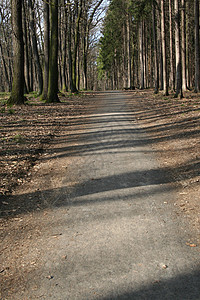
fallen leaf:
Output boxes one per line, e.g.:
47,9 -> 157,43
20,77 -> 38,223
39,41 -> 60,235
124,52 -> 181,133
186,243 -> 197,247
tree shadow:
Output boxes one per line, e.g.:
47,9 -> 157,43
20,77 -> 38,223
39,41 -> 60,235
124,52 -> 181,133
99,269 -> 200,299
1,159 -> 199,218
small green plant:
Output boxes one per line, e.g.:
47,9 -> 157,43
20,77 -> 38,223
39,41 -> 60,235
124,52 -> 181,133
0,107 -> 6,113
13,134 -> 25,144
8,108 -> 15,114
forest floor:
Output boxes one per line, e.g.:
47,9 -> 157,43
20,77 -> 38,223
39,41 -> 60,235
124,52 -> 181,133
1,89 -> 199,230
0,89 -> 200,298
126,90 -> 200,237
0,91 -> 94,196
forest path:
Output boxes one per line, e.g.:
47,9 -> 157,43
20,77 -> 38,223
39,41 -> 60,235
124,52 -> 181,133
2,91 -> 200,299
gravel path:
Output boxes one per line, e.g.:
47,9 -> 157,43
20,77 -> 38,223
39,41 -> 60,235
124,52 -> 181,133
2,91 -> 200,299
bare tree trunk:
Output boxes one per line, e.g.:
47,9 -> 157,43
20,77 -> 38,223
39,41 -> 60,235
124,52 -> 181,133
143,21 -> 147,88
174,0 -> 183,97
0,42 -> 10,91
0,10 -> 13,89
157,10 -> 163,91
169,0 -> 175,90
194,0 -> 200,92
67,1 -> 73,91
139,20 -> 144,89
152,2 -> 159,93
42,1 -> 49,99
62,2 -> 68,91
161,0 -> 168,95
22,0 -> 30,93
47,0 -> 60,102
28,0 -> 43,95
8,0 -> 25,105
72,0 -> 83,93
123,22 -> 127,88
181,0 -> 187,91
127,13 -> 131,88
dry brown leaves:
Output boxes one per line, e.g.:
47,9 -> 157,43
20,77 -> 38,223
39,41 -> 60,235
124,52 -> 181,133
0,93 -> 93,196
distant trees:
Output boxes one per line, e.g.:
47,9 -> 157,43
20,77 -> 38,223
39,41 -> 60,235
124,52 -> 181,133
0,0 -> 199,98
98,0 -> 200,96
0,0 -> 106,102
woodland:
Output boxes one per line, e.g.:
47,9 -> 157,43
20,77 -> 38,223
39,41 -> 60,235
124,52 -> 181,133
0,0 -> 199,102
0,0 -> 200,195
0,2 -> 200,296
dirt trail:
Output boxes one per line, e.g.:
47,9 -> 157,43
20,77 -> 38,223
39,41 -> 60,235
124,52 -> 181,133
1,91 -> 200,299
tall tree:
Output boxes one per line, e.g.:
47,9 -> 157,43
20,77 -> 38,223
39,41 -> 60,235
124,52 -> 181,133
139,20 -> 144,89
42,1 -> 50,100
169,0 -> 174,90
174,0 -> 183,98
194,0 -> 200,92
28,0 -> 43,95
47,0 -> 60,102
8,0 -> 26,105
152,0 -> 159,93
71,0 -> 83,93
161,0 -> 168,95
181,0 -> 187,91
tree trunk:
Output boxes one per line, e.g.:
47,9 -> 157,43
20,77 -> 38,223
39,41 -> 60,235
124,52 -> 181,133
194,0 -> 200,92
22,0 -> 30,93
67,1 -> 73,91
0,42 -> 10,91
28,0 -> 43,95
161,0 -> 168,95
152,2 -> 159,93
139,20 -> 144,89
158,11 -> 163,90
181,0 -> 187,91
8,0 -> 25,105
42,1 -> 49,99
62,2 -> 68,91
71,0 -> 83,93
174,0 -> 183,97
127,13 -> 131,88
123,22 -> 127,88
169,0 -> 175,90
47,0 -> 60,103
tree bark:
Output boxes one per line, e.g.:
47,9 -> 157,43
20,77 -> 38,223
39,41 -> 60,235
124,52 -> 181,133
42,1 -> 49,99
28,0 -> 43,95
161,0 -> 168,95
169,0 -> 175,90
22,0 -> 30,93
127,12 -> 131,88
181,0 -> 187,91
174,0 -> 183,97
47,0 -> 60,102
67,1 -> 73,91
0,42 -> 10,91
152,1 -> 159,93
8,0 -> 25,105
71,0 -> 83,93
194,0 -> 200,92
139,20 -> 144,89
